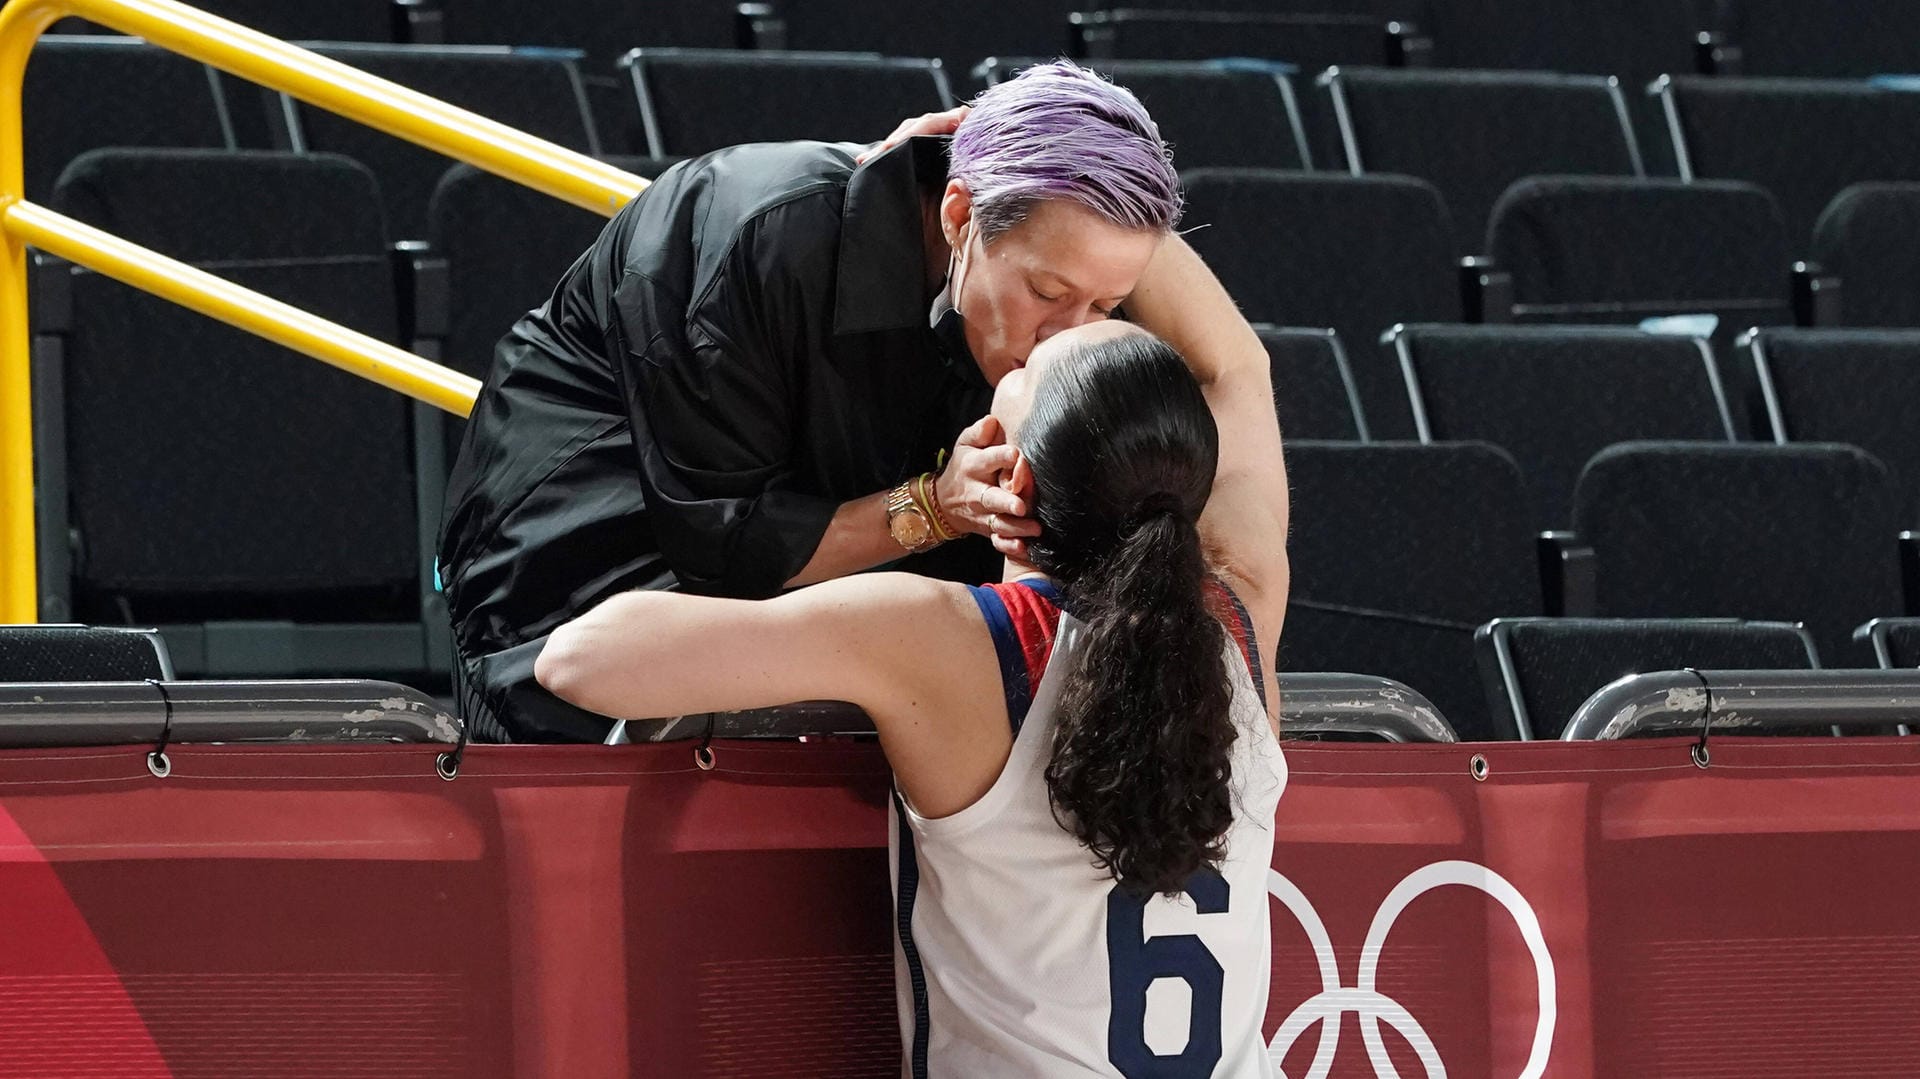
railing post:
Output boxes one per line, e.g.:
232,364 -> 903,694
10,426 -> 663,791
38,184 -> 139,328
0,0 -> 67,623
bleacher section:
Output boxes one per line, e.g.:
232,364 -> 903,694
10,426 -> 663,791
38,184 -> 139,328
19,0 -> 1920,739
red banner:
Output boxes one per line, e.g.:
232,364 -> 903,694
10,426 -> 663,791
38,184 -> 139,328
0,736 -> 1916,1077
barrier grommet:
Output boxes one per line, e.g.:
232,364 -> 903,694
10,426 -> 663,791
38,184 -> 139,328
1469,753 -> 1490,781
146,750 -> 171,779
1690,741 -> 1711,769
435,752 -> 460,781
694,744 -> 717,771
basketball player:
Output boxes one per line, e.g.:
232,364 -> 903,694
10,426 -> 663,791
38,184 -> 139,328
536,299 -> 1290,1074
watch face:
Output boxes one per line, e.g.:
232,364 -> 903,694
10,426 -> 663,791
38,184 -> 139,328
891,510 -> 932,548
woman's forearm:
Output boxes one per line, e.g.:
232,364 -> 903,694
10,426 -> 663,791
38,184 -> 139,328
785,489 -> 904,588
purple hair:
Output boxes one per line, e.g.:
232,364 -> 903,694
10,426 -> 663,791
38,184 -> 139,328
951,60 -> 1182,242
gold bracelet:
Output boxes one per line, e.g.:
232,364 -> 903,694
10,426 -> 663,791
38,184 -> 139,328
918,472 -> 959,543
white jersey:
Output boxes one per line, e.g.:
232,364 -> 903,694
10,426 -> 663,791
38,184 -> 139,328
890,578 -> 1287,1078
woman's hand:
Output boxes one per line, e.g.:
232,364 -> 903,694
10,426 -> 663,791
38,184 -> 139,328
934,416 -> 1041,558
855,105 -> 970,164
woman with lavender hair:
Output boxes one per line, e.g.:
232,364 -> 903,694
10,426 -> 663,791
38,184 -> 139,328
440,61 -> 1287,748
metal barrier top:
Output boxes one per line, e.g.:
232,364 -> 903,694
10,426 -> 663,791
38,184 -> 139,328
1562,668 -> 1920,740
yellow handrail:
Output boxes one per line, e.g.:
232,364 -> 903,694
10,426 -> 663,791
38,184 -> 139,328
0,0 -> 655,621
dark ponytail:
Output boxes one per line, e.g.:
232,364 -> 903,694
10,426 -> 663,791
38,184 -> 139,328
1018,330 -> 1236,898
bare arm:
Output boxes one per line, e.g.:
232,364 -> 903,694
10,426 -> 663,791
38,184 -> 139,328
1123,236 -> 1292,680
536,572 -> 977,722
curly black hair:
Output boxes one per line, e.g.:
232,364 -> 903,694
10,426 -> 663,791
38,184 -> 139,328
1018,329 -> 1235,898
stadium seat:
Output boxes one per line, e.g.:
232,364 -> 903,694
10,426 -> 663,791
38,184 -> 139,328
271,44 -> 602,242
977,58 -> 1310,170
190,0 -> 399,43
1279,441 -> 1542,740
1070,9 -> 1403,69
1572,442 -> 1904,663
1389,323 -> 1734,529
622,49 -> 956,158
1422,0 -> 1707,79
22,37 -> 235,203
442,0 -> 737,59
1475,616 -> 1818,740
1656,76 -> 1920,250
1485,176 -> 1795,430
1321,68 -> 1644,255
1744,328 -> 1920,524
1257,327 -> 1368,440
777,0 -> 1083,87
1858,618 -> 1920,668
0,626 -> 172,681
1715,0 -> 1920,78
1811,182 -> 1920,328
41,150 -> 426,676
1180,169 -> 1459,437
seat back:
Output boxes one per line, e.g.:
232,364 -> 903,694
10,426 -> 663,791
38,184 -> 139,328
24,37 -> 234,203
1326,68 -> 1643,254
1259,327 -> 1368,441
1281,441 -> 1543,740
1720,0 -> 1920,78
1476,616 -> 1816,740
1392,324 -> 1733,529
979,58 -> 1309,169
0,626 -> 171,682
1811,182 -> 1920,328
1181,168 -> 1459,438
1748,328 -> 1920,524
277,44 -> 601,241
624,49 -> 954,157
1659,76 -> 1920,248
49,150 -> 416,622
1072,9 -> 1395,70
1573,442 -> 1903,662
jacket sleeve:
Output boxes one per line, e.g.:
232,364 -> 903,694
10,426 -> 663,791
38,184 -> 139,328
612,194 -> 844,598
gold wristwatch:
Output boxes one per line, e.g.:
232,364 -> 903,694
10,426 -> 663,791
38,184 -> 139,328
887,477 -> 941,554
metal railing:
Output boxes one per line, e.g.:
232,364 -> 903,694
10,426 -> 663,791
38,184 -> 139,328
1562,668 -> 1920,740
605,673 -> 1462,744
0,0 -> 653,621
0,679 -> 461,746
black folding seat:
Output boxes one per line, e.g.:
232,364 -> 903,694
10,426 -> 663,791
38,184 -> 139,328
977,58 -> 1309,170
623,49 -> 955,158
1322,68 -> 1644,256
1744,328 -> 1920,524
1280,441 -> 1542,740
1475,617 -> 1817,740
1858,618 -> 1920,668
1811,183 -> 1920,328
190,0 -> 397,42
1573,442 -> 1904,664
443,0 -> 735,59
779,0 -> 1083,89
1716,0 -> 1920,78
1390,324 -> 1734,529
1070,9 -> 1403,70
268,44 -> 601,242
1485,176 -> 1795,430
1180,169 -> 1458,437
1257,327 -> 1367,440
41,150 -> 424,676
22,37 -> 235,204
1657,76 -> 1920,250
0,626 -> 172,681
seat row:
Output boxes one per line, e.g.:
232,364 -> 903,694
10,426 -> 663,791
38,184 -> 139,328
30,37 -> 1920,241
54,0 -> 1920,84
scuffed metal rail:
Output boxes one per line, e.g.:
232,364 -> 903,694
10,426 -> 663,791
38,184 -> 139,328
611,672 -> 1461,745
1562,669 -> 1920,740
0,680 -> 460,745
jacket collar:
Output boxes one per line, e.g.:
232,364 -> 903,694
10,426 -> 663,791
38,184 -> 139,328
832,136 -> 949,336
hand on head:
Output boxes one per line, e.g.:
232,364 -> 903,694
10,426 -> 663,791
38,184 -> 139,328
934,415 -> 1040,561
856,105 -> 971,165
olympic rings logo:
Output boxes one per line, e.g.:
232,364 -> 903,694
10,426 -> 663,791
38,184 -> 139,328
1266,861 -> 1556,1079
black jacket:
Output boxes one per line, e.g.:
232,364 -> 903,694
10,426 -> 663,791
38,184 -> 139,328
438,137 -> 995,740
